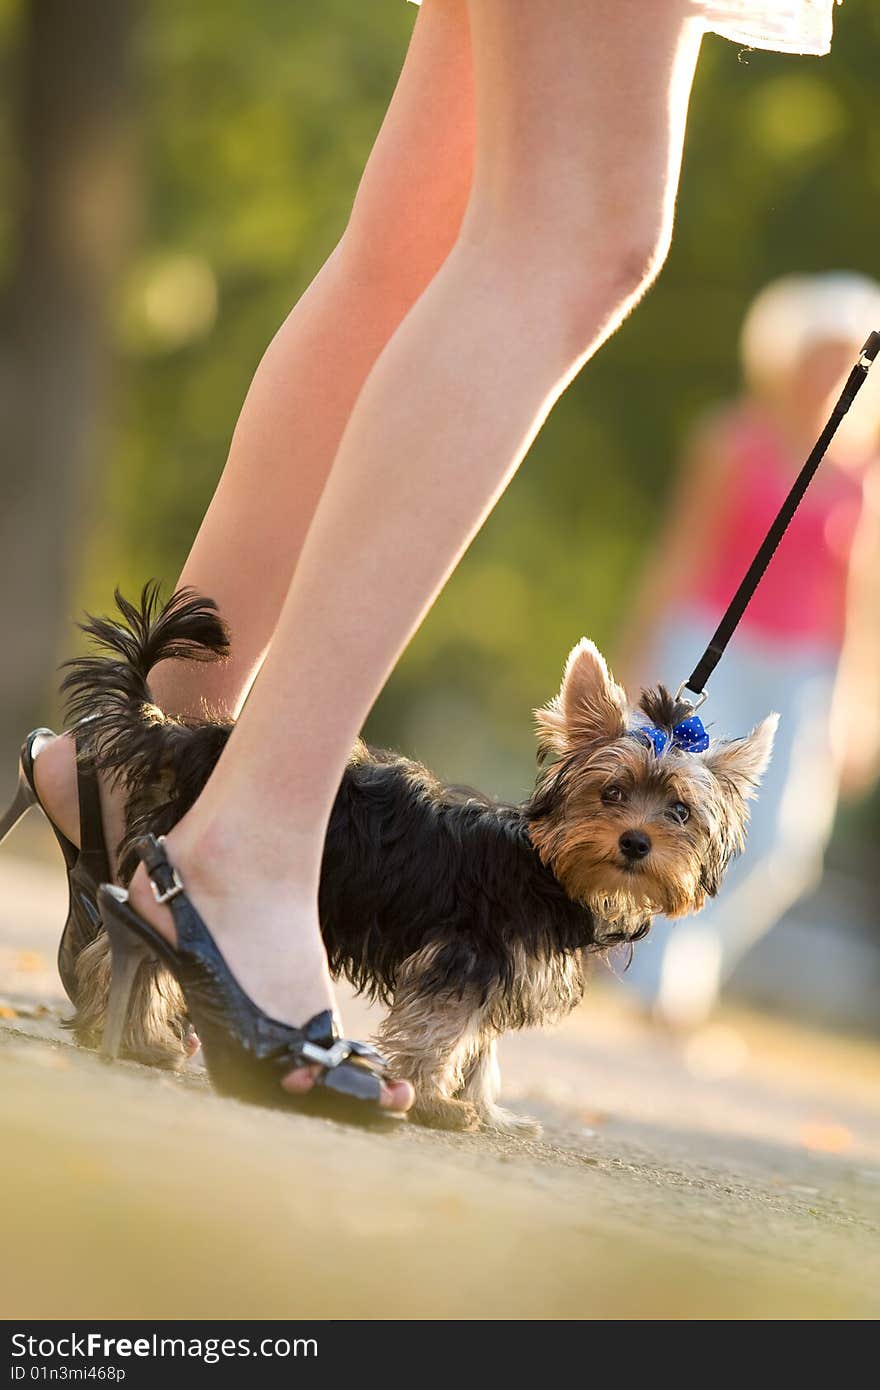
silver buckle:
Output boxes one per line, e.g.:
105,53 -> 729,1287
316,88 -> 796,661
150,868 -> 184,905
347,1039 -> 390,1068
300,1039 -> 354,1069
674,681 -> 708,712
298,1038 -> 389,1071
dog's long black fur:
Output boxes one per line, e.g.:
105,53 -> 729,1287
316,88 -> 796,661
322,747 -> 601,1017
62,589 -> 610,1020
61,582 -> 232,832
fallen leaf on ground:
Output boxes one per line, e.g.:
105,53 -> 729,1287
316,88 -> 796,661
799,1120 -> 853,1154
15,951 -> 46,974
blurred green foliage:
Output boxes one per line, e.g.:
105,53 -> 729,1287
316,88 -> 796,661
2,0 -> 880,819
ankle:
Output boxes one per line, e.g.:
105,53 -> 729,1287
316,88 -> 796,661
159,812 -> 322,904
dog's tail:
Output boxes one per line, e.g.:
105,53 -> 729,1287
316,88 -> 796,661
60,582 -> 230,794
60,584 -> 226,1063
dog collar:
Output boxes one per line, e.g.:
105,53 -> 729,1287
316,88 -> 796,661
630,714 -> 710,757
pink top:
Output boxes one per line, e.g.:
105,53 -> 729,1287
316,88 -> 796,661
692,409 -> 867,650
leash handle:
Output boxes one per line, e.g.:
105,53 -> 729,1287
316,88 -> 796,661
682,329 -> 880,703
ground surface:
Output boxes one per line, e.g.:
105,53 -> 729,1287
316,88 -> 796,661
1,839 -> 879,1321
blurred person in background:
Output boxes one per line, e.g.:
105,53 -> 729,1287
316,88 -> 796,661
619,272 -> 880,1029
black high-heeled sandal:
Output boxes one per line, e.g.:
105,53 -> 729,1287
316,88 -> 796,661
98,834 -> 403,1123
0,728 -> 111,1003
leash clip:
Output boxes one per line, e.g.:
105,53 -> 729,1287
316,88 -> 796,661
674,681 -> 707,713
858,329 -> 880,370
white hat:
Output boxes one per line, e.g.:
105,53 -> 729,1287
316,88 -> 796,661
740,272 -> 880,392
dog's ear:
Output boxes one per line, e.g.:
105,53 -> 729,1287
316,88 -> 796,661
703,713 -> 778,800
535,639 -> 628,758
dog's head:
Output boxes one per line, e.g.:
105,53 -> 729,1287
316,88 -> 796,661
527,639 -> 777,941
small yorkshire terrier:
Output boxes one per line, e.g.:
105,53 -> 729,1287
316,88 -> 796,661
65,588 -> 776,1132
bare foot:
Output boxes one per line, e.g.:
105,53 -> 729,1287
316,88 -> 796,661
126,825 -> 413,1113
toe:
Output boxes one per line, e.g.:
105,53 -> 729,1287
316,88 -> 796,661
380,1078 -> 415,1112
280,1064 -> 322,1094
281,1067 -> 413,1112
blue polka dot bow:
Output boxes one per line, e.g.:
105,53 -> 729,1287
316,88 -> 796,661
633,715 -> 710,757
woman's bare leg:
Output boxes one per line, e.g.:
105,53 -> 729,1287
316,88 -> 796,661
130,0 -> 704,1098
34,0 -> 474,884
150,0 -> 475,720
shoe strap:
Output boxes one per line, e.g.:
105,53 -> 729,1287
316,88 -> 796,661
134,832 -> 233,954
137,832 -> 186,906
295,1010 -> 390,1074
74,730 -> 111,886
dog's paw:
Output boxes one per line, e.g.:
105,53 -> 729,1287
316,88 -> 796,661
478,1105 -> 542,1138
412,1096 -> 482,1132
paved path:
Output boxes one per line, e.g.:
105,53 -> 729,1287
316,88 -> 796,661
1,842 -> 878,1320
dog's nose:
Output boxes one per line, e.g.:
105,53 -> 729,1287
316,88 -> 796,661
619,830 -> 651,861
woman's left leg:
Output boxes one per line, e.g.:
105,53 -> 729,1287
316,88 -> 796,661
33,0 -> 474,869
149,0 -> 475,721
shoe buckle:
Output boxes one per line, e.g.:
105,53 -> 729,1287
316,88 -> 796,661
299,1039 -> 353,1069
298,1038 -> 389,1072
150,867 -> 184,905
348,1039 -> 390,1069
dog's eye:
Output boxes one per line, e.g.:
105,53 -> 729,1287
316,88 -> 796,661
669,801 -> 690,824
601,785 -> 626,805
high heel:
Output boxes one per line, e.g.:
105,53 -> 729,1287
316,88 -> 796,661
0,766 -> 38,842
98,834 -> 403,1123
2,728 -> 111,1003
100,908 -> 156,1061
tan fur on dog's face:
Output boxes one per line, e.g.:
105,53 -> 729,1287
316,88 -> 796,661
528,640 -> 777,938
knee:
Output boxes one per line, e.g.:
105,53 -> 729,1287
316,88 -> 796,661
563,226 -> 671,352
337,189 -> 462,313
458,200 -> 673,365
549,208 -> 673,358
609,216 -> 673,302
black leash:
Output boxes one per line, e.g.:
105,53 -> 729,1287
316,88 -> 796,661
678,329 -> 880,707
